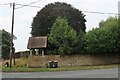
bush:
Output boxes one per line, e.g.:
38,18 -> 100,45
83,16 -> 119,54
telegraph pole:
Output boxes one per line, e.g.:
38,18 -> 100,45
10,3 -> 15,68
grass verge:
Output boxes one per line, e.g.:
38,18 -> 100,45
2,64 -> 119,72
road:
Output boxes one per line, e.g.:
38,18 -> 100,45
2,68 -> 119,78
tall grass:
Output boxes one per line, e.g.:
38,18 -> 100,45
2,58 -> 28,67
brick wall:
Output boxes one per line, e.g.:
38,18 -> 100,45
28,54 -> 120,68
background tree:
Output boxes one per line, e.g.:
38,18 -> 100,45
48,17 -> 78,55
2,29 -> 11,59
83,16 -> 119,54
1,29 -> 16,59
0,30 -> 2,58
31,2 -> 86,36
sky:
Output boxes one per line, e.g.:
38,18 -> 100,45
0,0 -> 119,52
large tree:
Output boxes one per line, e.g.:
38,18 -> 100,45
48,17 -> 78,55
1,29 -> 16,59
31,2 -> 86,36
1,29 -> 11,59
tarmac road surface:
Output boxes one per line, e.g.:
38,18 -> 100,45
2,68 -> 119,78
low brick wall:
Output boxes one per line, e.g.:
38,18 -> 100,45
28,54 -> 120,68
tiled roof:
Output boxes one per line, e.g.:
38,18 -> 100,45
27,36 -> 47,49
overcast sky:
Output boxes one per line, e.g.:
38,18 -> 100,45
0,0 -> 119,52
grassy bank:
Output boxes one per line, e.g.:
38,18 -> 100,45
2,64 -> 119,72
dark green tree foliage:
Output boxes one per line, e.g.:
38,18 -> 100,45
83,17 -> 119,54
0,30 -> 2,58
74,30 -> 85,54
1,29 -> 16,59
1,29 -> 11,59
0,29 -> 2,46
48,17 -> 78,55
31,2 -> 86,36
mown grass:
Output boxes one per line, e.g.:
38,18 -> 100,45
2,64 -> 119,72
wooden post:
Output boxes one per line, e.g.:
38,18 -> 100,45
10,3 -> 15,68
36,49 -> 39,55
30,49 -> 33,56
42,49 -> 44,56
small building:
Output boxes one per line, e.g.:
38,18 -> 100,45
27,36 -> 47,56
